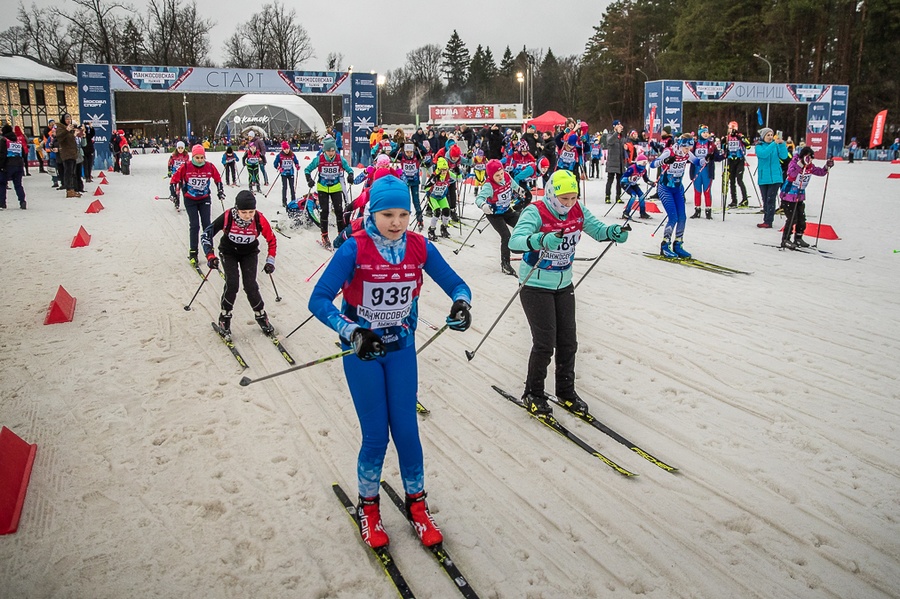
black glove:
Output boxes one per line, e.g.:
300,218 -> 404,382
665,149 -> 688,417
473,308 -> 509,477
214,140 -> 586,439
263,263 -> 275,274
206,255 -> 219,270
446,300 -> 471,332
346,173 -> 354,185
306,175 -> 315,188
663,156 -> 676,165
351,328 -> 385,361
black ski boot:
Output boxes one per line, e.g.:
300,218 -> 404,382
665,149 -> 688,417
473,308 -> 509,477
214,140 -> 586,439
440,224 -> 450,238
449,210 -> 459,223
217,311 -> 232,340
254,310 -> 275,335
524,392 -> 552,417
500,261 -> 516,276
188,249 -> 198,265
427,227 -> 437,241
690,207 -> 701,219
739,199 -> 749,207
605,195 -> 611,204
557,392 -> 589,416
727,200 -> 738,208
705,208 -> 712,220
781,238 -> 796,250
639,212 -> 652,219
794,235 -> 810,248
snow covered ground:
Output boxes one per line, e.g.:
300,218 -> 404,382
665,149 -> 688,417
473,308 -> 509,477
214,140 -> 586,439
1,151 -> 898,599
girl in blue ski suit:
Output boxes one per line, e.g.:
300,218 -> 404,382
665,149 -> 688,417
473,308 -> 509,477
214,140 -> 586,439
308,176 -> 472,550
619,154 -> 655,220
650,134 -> 704,258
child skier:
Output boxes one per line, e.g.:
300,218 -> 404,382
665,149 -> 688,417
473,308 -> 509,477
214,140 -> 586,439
392,141 -> 425,230
779,146 -> 833,249
243,144 -> 262,192
508,170 -> 628,417
723,121 -> 750,207
689,125 -> 723,219
304,137 -> 355,249
273,141 -> 300,207
620,154 -> 655,219
202,190 -> 277,339
308,175 -> 472,549
476,159 -> 524,276
170,144 -> 225,265
168,140 -> 190,209
471,148 -> 487,188
589,134 -> 602,179
649,134 -> 704,258
422,157 -> 453,240
221,146 -> 238,186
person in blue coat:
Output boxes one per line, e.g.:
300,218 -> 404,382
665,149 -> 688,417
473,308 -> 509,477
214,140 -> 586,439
754,128 -> 789,228
308,176 -> 472,550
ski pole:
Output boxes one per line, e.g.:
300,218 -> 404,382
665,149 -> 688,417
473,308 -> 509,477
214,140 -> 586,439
812,156 -> 832,249
574,238 -> 620,289
417,323 -> 448,355
650,215 -> 668,238
452,213 -> 486,255
745,162 -> 762,207
263,175 -> 279,198
465,241 -> 552,362
305,255 -> 333,282
477,221 -> 491,234
239,348 -> 353,386
183,267 -> 215,311
269,273 -> 282,302
285,313 -> 314,338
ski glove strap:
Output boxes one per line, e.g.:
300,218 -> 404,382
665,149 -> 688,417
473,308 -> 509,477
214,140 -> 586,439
446,300 -> 471,332
351,328 -> 385,361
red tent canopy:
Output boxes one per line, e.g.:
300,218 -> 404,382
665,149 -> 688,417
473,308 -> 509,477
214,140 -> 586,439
526,110 -> 568,131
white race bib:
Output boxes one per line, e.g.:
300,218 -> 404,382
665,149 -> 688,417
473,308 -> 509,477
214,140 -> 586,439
358,281 -> 416,328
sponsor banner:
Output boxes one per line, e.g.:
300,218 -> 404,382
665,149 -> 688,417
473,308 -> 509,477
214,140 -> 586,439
806,132 -> 828,160
108,65 -> 351,95
806,102 -> 831,134
870,109 -> 888,147
351,73 -> 378,166
643,80 -> 663,139
77,63 -> 114,168
428,104 -> 522,123
828,85 -> 849,157
683,81 -> 831,104
663,81 -> 683,134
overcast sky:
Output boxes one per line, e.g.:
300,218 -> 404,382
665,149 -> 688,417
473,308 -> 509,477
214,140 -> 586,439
202,0 -> 610,73
32,0 -> 610,73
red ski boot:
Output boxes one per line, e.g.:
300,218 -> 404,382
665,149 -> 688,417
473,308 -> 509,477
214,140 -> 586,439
405,491 -> 443,546
356,495 -> 389,548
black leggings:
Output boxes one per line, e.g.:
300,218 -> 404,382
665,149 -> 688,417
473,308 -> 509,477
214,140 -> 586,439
519,284 -> 578,398
605,171 -> 622,201
224,161 -> 237,185
319,190 -> 346,233
220,251 -> 263,313
184,198 -> 211,253
781,200 -> 806,242
727,158 -> 748,202
485,210 -> 519,263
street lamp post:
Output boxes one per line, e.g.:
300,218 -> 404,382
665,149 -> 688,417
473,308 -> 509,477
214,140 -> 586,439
182,93 -> 189,141
753,53 -> 772,127
516,72 -> 524,112
376,74 -> 386,125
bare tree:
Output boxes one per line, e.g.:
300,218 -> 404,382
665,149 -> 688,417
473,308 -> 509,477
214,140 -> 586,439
224,1 -> 313,70
145,0 -> 213,65
405,44 -> 443,87
326,52 -> 344,71
17,3 -> 77,70
558,55 -> 582,117
53,0 -> 132,65
0,26 -> 30,55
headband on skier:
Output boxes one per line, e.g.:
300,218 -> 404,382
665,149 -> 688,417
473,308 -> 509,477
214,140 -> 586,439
677,135 -> 694,146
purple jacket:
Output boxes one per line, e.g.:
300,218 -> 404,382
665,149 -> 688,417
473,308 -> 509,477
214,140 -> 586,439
781,155 -> 828,202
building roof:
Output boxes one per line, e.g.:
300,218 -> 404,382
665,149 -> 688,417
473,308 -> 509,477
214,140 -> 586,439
0,54 -> 77,84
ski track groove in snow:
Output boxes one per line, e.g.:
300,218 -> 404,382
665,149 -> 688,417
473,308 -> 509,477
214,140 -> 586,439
2,154 -> 898,598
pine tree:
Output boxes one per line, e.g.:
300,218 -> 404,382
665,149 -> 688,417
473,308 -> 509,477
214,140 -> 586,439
536,48 -> 561,114
468,44 -> 487,101
441,30 -> 471,90
483,46 -> 498,79
498,46 -> 514,77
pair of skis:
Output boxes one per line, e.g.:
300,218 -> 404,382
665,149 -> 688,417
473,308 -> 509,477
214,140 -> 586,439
642,253 -> 753,275
211,322 -> 295,370
333,480 -> 479,599
492,386 -> 678,477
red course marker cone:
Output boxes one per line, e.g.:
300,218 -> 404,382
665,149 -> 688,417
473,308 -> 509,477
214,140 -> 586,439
644,202 -> 662,213
93,186 -> 104,196
108,166 -> 114,171
357,163 -> 363,169
71,226 -> 91,248
86,199 -> 104,213
0,426 -> 37,535
888,173 -> 900,179
44,285 -> 76,325
99,175 -> 109,185
780,222 -> 840,240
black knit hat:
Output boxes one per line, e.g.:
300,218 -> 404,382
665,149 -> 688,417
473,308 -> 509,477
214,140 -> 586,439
235,190 -> 256,210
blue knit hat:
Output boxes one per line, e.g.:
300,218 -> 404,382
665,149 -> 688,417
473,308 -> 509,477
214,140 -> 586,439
612,119 -> 621,127
368,176 -> 412,213
566,133 -> 578,146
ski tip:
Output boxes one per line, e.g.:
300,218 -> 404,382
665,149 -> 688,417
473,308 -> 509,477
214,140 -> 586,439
464,350 -> 475,361
238,376 -> 252,387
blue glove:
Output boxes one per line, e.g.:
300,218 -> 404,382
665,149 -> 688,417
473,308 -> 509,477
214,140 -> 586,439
607,224 -> 629,243
446,300 -> 471,332
351,328 -> 385,361
353,172 -> 367,185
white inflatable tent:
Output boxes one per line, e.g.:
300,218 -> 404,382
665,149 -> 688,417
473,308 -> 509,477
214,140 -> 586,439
215,93 -> 327,139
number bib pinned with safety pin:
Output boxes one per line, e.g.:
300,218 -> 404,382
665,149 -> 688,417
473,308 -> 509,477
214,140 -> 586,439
523,201 -> 585,271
